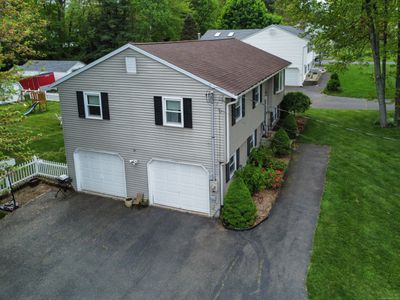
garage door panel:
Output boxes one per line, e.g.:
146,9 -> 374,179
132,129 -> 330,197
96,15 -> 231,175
75,150 -> 126,198
148,160 -> 210,214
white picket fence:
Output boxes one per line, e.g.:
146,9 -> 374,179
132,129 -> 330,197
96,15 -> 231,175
0,156 -> 68,195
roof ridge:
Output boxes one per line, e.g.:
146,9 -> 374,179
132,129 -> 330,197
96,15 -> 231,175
131,38 -> 236,46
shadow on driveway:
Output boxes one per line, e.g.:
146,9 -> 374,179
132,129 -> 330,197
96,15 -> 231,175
0,144 -> 329,300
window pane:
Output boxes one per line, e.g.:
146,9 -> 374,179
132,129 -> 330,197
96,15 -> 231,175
167,111 -> 181,123
87,95 -> 100,105
235,99 -> 241,119
88,105 -> 101,116
229,156 -> 235,175
166,100 -> 181,111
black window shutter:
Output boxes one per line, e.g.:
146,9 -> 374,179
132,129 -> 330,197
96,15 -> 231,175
226,163 -> 230,183
183,98 -> 192,128
76,91 -> 85,118
255,129 -> 257,147
247,136 -> 252,156
231,100 -> 236,126
252,89 -> 256,109
154,96 -> 163,125
236,148 -> 240,169
101,92 -> 110,120
242,96 -> 245,117
260,85 -> 263,103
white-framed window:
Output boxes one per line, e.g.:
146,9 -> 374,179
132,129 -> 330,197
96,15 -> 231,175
307,43 -> 312,53
235,96 -> 244,122
254,85 -> 261,104
228,153 -> 236,180
84,92 -> 102,119
273,71 -> 284,94
125,57 -> 137,74
162,97 -> 184,127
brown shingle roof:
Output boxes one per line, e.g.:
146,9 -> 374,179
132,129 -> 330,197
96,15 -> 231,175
133,39 -> 290,96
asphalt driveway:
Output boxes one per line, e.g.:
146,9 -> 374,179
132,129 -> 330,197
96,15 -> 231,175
0,144 -> 329,300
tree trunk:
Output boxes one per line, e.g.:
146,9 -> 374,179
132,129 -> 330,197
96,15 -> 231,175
364,0 -> 387,127
396,1 -> 400,126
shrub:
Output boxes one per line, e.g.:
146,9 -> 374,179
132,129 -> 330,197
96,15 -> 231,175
248,146 -> 273,167
222,177 -> 257,229
282,114 -> 298,139
271,129 -> 291,156
235,164 -> 266,194
281,92 -> 311,116
267,158 -> 287,171
264,168 -> 284,190
326,78 -> 341,92
330,72 -> 339,80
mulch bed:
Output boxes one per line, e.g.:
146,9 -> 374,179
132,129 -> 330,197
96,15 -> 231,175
1,182 -> 56,208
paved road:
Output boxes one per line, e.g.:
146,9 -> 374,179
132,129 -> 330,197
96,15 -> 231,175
287,73 -> 395,110
0,144 -> 329,300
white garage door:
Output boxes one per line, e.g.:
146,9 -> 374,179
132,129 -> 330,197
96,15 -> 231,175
74,150 -> 126,198
285,68 -> 301,86
148,160 -> 210,215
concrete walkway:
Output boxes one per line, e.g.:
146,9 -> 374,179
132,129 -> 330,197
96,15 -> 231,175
287,73 -> 394,110
0,145 -> 329,300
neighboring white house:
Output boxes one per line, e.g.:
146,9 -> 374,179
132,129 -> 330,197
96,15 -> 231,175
201,25 -> 316,86
18,60 -> 86,81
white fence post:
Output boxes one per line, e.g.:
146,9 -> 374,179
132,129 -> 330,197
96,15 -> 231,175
33,155 -> 39,176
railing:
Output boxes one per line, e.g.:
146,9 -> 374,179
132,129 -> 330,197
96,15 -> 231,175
0,156 -> 68,195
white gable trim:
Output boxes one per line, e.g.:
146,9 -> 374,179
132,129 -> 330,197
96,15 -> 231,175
49,43 -> 237,99
243,25 -> 309,43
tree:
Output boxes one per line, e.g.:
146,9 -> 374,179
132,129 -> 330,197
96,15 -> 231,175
190,0 -> 220,34
181,14 -> 199,40
132,0 -> 190,43
220,0 -> 282,29
281,92 -> 311,115
277,0 -> 393,127
395,1 -> 400,126
0,0 -> 46,102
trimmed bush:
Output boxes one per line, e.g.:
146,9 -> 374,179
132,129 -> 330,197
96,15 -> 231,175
281,92 -> 311,116
271,129 -> 291,156
326,78 -> 341,92
282,114 -> 298,139
222,177 -> 257,229
264,168 -> 284,190
330,72 -> 339,80
236,164 -> 266,194
248,146 -> 273,167
267,158 -> 287,171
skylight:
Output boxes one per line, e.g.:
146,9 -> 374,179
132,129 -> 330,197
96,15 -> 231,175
214,32 -> 221,37
228,32 -> 235,37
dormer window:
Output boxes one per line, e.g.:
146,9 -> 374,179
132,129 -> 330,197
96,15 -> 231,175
228,32 -> 234,37
214,32 -> 221,37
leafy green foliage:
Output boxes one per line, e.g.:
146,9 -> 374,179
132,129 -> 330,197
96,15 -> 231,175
181,14 -> 199,40
330,72 -> 339,80
271,129 -> 291,156
190,0 -> 220,34
281,92 -> 311,115
282,114 -> 298,139
235,164 -> 266,194
248,146 -> 273,167
326,78 -> 341,92
222,177 -> 256,229
220,0 -> 281,29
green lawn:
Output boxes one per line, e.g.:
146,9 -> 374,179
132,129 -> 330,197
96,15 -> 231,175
1,101 -> 65,163
325,64 -> 396,100
301,109 -> 400,299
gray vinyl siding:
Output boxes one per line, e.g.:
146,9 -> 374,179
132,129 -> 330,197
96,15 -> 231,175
57,48 -> 226,215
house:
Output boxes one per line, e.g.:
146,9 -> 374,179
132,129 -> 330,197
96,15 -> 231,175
50,39 -> 289,216
201,25 -> 316,87
18,60 -> 86,82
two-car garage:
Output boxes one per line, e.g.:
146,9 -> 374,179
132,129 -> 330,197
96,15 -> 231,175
74,150 -> 210,215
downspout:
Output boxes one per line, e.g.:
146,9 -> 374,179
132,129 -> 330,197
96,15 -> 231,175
207,91 -> 216,181
220,97 -> 239,206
